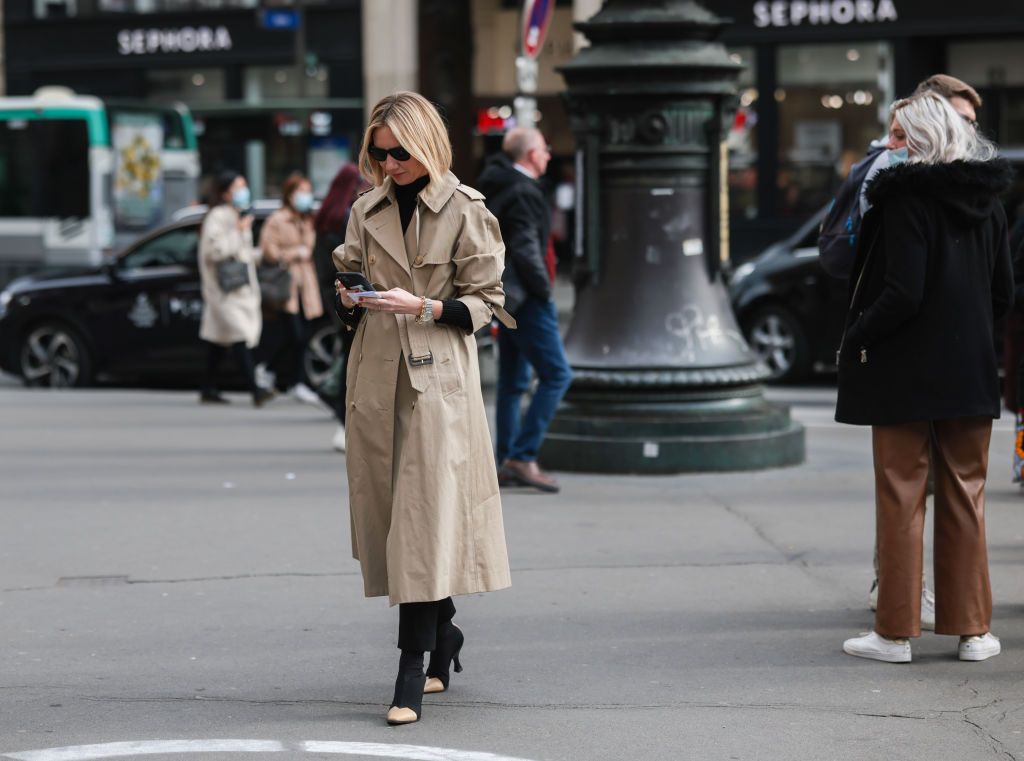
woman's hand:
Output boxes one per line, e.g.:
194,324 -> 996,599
237,214 -> 254,233
335,280 -> 358,310
360,287 -> 423,316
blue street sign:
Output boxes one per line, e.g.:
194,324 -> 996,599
259,9 -> 300,30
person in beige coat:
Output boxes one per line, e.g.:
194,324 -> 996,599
198,170 -> 272,407
333,92 -> 515,726
258,172 -> 324,403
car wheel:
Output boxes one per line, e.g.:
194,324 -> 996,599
743,305 -> 810,383
19,322 -> 93,388
304,323 -> 343,390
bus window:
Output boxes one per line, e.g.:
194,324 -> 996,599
0,119 -> 89,219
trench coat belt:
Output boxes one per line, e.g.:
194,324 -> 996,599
395,314 -> 434,392
491,304 -> 517,330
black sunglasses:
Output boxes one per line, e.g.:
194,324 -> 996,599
368,144 -> 412,162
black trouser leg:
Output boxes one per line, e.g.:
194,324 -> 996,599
397,597 -> 455,652
230,342 -> 258,396
334,329 -> 354,423
202,342 -> 228,395
285,313 -> 306,389
398,601 -> 440,652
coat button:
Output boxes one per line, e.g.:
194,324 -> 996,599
414,255 -> 424,265
369,255 -> 376,264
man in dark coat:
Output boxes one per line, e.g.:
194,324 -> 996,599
477,127 -> 572,492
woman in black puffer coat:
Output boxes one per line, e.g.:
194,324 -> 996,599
837,91 -> 1013,664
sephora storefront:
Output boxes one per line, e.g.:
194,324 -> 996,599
5,0 -> 364,199
703,0 -> 1024,259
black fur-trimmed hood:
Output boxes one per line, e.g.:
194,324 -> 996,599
865,158 -> 1014,225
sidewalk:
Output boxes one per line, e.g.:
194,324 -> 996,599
1,385 -> 1022,761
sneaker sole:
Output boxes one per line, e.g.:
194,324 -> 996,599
843,644 -> 911,663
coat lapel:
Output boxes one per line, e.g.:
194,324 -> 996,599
363,185 -> 412,278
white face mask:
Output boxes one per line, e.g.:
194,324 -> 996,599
292,191 -> 314,213
887,147 -> 909,165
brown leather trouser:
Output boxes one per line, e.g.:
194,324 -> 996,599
872,417 -> 993,639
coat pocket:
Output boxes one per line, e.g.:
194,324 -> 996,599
432,328 -> 464,398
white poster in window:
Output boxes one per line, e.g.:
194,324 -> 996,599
113,112 -> 164,229
792,120 -> 842,163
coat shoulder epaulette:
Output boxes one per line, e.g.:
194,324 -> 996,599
455,184 -> 486,202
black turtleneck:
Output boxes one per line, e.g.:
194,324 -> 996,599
394,174 -> 430,234
334,175 -> 473,333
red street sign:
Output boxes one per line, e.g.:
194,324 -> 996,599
521,0 -> 555,59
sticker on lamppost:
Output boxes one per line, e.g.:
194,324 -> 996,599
521,0 -> 554,59
514,0 -> 553,127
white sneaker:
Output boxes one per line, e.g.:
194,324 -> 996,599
868,579 -> 878,611
289,382 -> 322,406
843,631 -> 911,663
332,424 -> 346,453
254,363 -> 275,391
959,633 -> 1000,661
921,586 -> 936,631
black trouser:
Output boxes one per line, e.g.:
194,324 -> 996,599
263,312 -> 307,391
331,328 -> 355,424
202,341 -> 257,395
397,597 -> 456,652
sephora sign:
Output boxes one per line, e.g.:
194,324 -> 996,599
753,0 -> 898,27
117,26 -> 234,55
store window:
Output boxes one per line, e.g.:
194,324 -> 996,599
244,66 -> 329,102
949,39 -> 1024,146
98,0 -> 256,11
147,69 -> 226,105
776,43 -> 893,218
34,0 -> 75,17
726,47 -> 757,221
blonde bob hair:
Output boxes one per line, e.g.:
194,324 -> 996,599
890,91 -> 998,165
358,92 -> 453,186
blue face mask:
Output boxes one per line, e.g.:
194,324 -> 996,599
887,147 -> 909,165
292,191 -> 314,213
231,187 -> 251,210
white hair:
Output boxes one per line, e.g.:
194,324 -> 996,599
890,90 -> 998,164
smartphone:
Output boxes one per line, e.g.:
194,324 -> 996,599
335,271 -> 381,299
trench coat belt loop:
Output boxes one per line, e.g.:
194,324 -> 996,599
395,314 -> 433,391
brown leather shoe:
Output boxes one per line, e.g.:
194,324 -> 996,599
500,459 -> 560,493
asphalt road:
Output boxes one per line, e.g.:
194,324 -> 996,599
1,380 -> 1023,761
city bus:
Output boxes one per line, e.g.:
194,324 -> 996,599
0,87 -> 200,285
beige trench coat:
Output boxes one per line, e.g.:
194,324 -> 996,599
198,205 -> 263,349
333,171 -> 516,605
258,207 -> 324,319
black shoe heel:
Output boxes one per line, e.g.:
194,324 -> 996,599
425,623 -> 464,694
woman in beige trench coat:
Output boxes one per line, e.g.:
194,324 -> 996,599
198,170 -> 273,407
333,92 -> 515,726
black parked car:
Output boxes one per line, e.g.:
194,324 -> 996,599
729,207 -> 846,383
0,202 -> 340,388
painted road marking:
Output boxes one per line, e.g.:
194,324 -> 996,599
3,740 -> 284,761
2,740 -> 541,761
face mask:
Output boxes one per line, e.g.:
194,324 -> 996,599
231,187 -> 251,210
887,147 -> 909,165
292,191 -> 314,213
